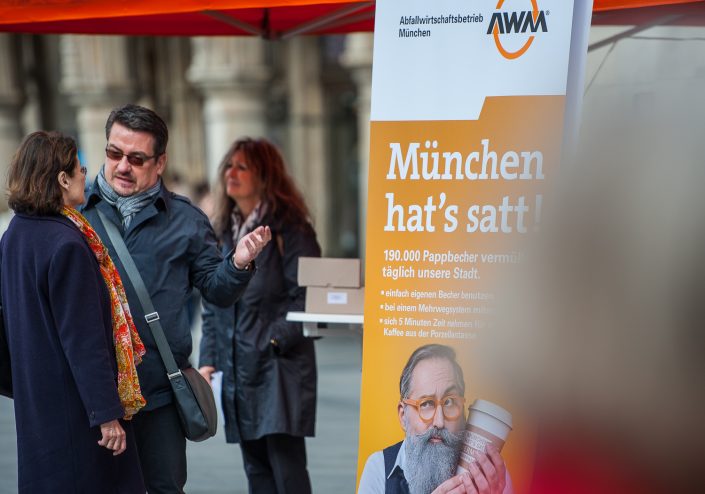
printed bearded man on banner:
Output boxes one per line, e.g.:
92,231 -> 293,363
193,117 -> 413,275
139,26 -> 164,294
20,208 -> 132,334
358,344 -> 513,494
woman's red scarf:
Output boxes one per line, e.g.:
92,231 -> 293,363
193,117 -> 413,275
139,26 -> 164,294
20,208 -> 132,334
62,206 -> 146,419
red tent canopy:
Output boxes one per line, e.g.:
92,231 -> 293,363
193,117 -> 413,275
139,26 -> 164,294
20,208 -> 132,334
0,1 -> 375,37
0,0 -> 703,37
594,0 -> 705,24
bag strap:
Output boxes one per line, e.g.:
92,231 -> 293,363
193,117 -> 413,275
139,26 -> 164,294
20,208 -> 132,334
96,209 -> 182,380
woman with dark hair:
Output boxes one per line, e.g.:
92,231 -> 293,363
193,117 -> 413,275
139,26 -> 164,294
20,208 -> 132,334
0,131 -> 146,493
199,137 -> 320,493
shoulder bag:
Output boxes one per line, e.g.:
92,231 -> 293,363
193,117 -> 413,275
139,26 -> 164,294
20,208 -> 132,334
96,209 -> 217,441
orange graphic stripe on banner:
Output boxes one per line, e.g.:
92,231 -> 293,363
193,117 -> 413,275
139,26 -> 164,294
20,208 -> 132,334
491,0 -> 539,60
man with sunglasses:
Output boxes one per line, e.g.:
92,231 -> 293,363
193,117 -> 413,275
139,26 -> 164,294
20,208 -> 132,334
81,104 -> 271,493
358,344 -> 512,494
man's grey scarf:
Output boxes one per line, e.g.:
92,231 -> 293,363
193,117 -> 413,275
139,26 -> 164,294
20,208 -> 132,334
97,166 -> 162,229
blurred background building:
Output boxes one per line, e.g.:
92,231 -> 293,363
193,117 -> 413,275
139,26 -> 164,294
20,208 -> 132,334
0,33 -> 374,257
0,8 -> 704,257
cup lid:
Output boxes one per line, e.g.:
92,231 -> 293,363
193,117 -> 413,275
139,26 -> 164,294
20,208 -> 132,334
469,399 -> 513,429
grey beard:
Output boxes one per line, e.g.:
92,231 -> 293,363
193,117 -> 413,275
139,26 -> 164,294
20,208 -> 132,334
404,425 -> 463,494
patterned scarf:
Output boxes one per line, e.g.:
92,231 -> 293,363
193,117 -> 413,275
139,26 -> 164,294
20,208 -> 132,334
230,201 -> 267,245
96,166 -> 162,229
62,206 -> 147,419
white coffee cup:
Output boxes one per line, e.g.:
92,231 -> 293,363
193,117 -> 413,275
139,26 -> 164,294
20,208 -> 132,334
456,399 -> 513,474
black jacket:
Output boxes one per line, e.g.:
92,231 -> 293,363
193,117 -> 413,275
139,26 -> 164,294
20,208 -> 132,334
82,181 -> 252,410
200,214 -> 320,443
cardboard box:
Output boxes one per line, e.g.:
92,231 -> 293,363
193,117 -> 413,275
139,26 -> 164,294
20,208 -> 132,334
298,257 -> 361,288
304,287 -> 365,315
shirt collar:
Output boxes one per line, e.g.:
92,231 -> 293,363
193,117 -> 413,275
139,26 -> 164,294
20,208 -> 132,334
387,439 -> 407,480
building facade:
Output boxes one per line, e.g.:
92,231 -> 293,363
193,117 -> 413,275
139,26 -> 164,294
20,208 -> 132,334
0,32 -> 374,257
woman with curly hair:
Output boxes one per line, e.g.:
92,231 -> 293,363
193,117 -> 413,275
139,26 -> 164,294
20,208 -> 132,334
199,137 -> 320,493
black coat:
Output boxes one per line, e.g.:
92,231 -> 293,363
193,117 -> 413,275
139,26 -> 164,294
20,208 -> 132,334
0,214 -> 143,493
200,215 -> 320,443
81,182 -> 252,411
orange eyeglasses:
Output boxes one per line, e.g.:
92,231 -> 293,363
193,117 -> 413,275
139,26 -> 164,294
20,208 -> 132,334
401,394 -> 465,423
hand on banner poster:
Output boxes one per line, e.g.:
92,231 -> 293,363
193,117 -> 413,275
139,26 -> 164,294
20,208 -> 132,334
432,445 -> 507,494
465,445 -> 508,494
431,475 -> 472,494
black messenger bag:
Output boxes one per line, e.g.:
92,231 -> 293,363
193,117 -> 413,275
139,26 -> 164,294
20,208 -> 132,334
97,210 -> 217,441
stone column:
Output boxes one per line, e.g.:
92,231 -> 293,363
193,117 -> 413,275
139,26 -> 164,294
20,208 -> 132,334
59,35 -> 134,176
187,37 -> 269,183
286,37 -> 330,252
340,33 -> 373,259
0,34 -> 24,212
154,38 -> 207,187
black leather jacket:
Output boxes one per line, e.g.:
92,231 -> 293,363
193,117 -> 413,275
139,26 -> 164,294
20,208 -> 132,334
200,214 -> 320,443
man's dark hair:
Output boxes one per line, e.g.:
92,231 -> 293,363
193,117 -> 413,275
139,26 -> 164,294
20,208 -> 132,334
105,104 -> 168,156
399,344 -> 465,399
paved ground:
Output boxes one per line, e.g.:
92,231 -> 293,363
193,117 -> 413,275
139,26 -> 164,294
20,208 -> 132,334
0,334 -> 362,493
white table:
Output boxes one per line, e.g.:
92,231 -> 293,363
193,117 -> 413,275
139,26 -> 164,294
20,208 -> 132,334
286,312 -> 364,337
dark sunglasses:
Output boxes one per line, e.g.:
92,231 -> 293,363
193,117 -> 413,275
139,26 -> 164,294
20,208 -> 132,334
105,146 -> 158,167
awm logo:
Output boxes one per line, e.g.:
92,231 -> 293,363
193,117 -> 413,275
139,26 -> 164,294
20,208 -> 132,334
487,0 -> 548,60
